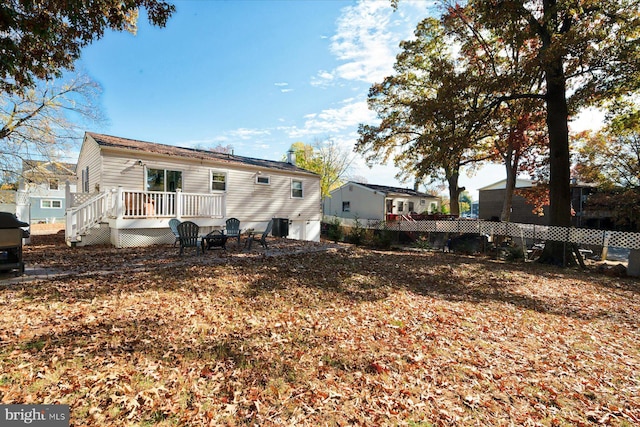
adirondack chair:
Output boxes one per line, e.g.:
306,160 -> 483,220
246,219 -> 273,249
177,221 -> 201,256
169,218 -> 181,246
224,217 -> 241,245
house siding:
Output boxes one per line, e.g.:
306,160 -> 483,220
101,152 -> 166,192
77,135 -> 103,193
225,169 -> 321,223
386,195 -> 436,215
95,153 -> 320,224
30,196 -> 66,222
324,184 -> 384,220
29,184 -> 73,222
478,189 -> 548,225
325,182 -> 440,221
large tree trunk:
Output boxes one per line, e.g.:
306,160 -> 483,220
535,0 -> 575,266
501,151 -> 517,222
447,172 -> 463,216
539,54 -> 574,265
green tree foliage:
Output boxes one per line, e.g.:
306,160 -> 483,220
574,107 -> 640,230
356,18 -> 493,216
289,139 -> 355,199
575,108 -> 640,190
0,73 -> 103,182
0,0 -> 175,95
442,3 -> 548,221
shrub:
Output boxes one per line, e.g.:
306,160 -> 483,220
413,234 -> 432,250
348,216 -> 366,246
372,225 -> 393,250
327,217 -> 343,243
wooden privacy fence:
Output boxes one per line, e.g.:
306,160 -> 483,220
323,216 -> 640,250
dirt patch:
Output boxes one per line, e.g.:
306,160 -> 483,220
29,222 -> 65,235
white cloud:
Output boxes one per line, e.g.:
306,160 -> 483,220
311,70 -> 335,87
178,136 -> 228,147
229,128 -> 271,140
285,99 -> 376,139
280,88 -> 294,93
179,128 -> 271,148
274,82 -> 288,87
316,0 -> 433,86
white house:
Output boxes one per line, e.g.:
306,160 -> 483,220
323,182 -> 441,221
66,132 -> 322,247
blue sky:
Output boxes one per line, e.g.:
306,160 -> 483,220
73,0 -> 595,199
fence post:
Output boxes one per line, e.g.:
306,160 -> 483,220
563,226 -> 571,267
601,231 -> 610,261
628,249 -> 640,277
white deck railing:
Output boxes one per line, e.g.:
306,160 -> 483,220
111,188 -> 225,219
66,191 -> 111,239
66,188 -> 225,243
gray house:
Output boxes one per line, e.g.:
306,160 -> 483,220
478,178 -> 596,226
324,182 -> 440,221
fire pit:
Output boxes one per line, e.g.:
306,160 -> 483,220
201,231 -> 228,252
0,212 -> 29,276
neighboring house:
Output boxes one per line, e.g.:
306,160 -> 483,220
323,181 -> 441,221
478,178 -> 596,226
20,160 -> 77,224
66,132 -> 322,247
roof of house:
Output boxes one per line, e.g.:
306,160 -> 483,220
350,182 -> 439,198
86,132 -> 318,176
478,178 -> 535,191
22,160 -> 76,176
478,178 -> 597,191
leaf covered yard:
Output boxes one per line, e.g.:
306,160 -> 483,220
1,236 -> 639,426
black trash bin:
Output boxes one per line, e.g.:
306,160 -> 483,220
272,218 -> 289,238
0,212 -> 29,276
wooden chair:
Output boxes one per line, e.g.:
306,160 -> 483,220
169,218 -> 181,246
177,221 -> 201,256
225,217 -> 241,245
246,219 -> 273,249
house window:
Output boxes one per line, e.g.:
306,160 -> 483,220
420,199 -> 426,205
82,166 -> 89,193
147,168 -> 182,192
398,201 -> 404,212
291,180 -> 303,198
211,171 -> 227,191
408,201 -> 414,212
256,175 -> 270,185
342,201 -> 350,212
430,202 -> 438,213
49,179 -> 59,190
41,199 -> 62,209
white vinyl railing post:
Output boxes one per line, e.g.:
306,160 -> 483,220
116,186 -> 124,219
176,189 -> 182,219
